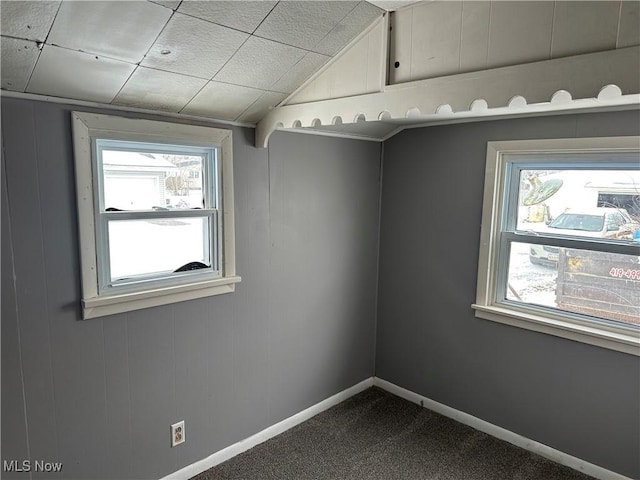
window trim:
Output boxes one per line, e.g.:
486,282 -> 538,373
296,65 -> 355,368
72,112 -> 240,319
473,136 -> 640,356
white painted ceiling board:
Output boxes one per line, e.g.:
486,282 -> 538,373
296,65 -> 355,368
141,13 -> 249,80
367,1 -> 421,12
1,38 -> 40,91
237,91 -> 287,123
271,52 -> 331,94
388,6 -> 413,84
486,1 -> 554,69
459,1 -> 490,74
409,1 -> 462,80
551,1 -> 619,58
618,1 -> 640,49
182,81 -> 265,120
253,1 -> 358,51
178,0 -> 277,34
313,1 -> 383,56
27,45 -> 135,103
0,1 -> 60,42
213,36 -> 306,90
113,67 -> 207,112
46,1 -> 171,64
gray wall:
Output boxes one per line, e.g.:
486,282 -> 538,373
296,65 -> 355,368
1,97 -> 381,479
376,110 -> 640,478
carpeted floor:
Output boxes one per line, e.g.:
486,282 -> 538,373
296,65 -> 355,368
191,387 -> 595,480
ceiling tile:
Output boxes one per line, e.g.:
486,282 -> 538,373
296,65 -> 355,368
149,0 -> 182,10
551,1 -> 619,58
214,36 -> 306,90
141,13 -> 248,79
178,0 -> 277,34
254,1 -> 358,50
366,1 -> 421,11
460,1 -> 490,73
487,1 -> 554,69
47,1 -> 171,63
0,1 -> 60,42
237,91 -> 287,124
1,38 -> 40,91
27,45 -> 135,103
182,82 -> 265,120
113,67 -> 206,112
271,52 -> 331,94
617,1 -> 640,49
313,1 -> 383,56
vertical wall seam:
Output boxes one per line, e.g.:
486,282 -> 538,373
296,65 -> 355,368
458,1 -> 464,73
372,141 -> 384,377
2,124 -> 33,479
615,0 -> 623,49
486,1 -> 492,68
549,1 -> 557,59
124,316 -> 134,474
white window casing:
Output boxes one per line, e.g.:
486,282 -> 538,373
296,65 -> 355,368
72,112 -> 240,319
473,136 -> 640,356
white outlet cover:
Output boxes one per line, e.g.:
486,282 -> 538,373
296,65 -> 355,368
171,421 -> 185,447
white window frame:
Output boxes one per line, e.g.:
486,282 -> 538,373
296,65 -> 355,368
72,112 -> 240,319
473,136 -> 640,356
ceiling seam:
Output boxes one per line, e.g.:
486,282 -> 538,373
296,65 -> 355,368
23,0 -> 63,94
112,6 -> 178,105
615,0 -> 623,49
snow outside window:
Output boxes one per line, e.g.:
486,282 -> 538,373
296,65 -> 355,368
473,137 -> 640,355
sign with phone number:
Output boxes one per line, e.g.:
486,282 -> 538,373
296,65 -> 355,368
609,268 -> 640,280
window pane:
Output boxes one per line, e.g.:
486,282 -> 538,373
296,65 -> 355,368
107,217 -> 211,281
507,242 -> 640,327
101,149 -> 206,210
517,170 -> 640,240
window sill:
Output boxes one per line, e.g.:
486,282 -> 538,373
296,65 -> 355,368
82,276 -> 241,319
472,304 -> 640,356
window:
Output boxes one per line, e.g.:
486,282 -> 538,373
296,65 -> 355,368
473,137 -> 640,355
72,112 -> 239,319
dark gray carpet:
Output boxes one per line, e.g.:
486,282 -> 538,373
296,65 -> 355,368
191,387 -> 595,480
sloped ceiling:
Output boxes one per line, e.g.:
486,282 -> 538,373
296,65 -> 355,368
0,0 -> 384,123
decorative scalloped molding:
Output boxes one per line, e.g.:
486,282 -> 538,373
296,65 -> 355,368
256,46 -> 640,147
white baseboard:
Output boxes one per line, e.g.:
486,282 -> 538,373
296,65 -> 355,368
160,378 -> 374,480
373,377 -> 632,480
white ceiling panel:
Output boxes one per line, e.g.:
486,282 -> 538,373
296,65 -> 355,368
237,91 -> 287,124
1,38 -> 40,91
0,1 -> 60,42
254,1 -> 357,51
617,1 -> 640,49
149,0 -> 181,10
214,36 -> 306,90
27,45 -> 135,103
487,1 -> 554,69
46,1 -> 171,64
367,1 -> 421,11
271,52 -> 330,94
182,81 -> 265,120
113,67 -> 206,112
178,0 -> 277,34
314,1 -> 383,56
141,13 -> 248,80
551,1 -> 619,58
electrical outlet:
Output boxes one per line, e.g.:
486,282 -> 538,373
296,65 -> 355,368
171,421 -> 185,447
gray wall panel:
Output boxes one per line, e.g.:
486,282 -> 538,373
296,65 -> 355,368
266,132 -> 381,425
1,98 -> 380,479
1,134 -> 31,480
2,100 -> 60,479
376,110 -> 640,478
